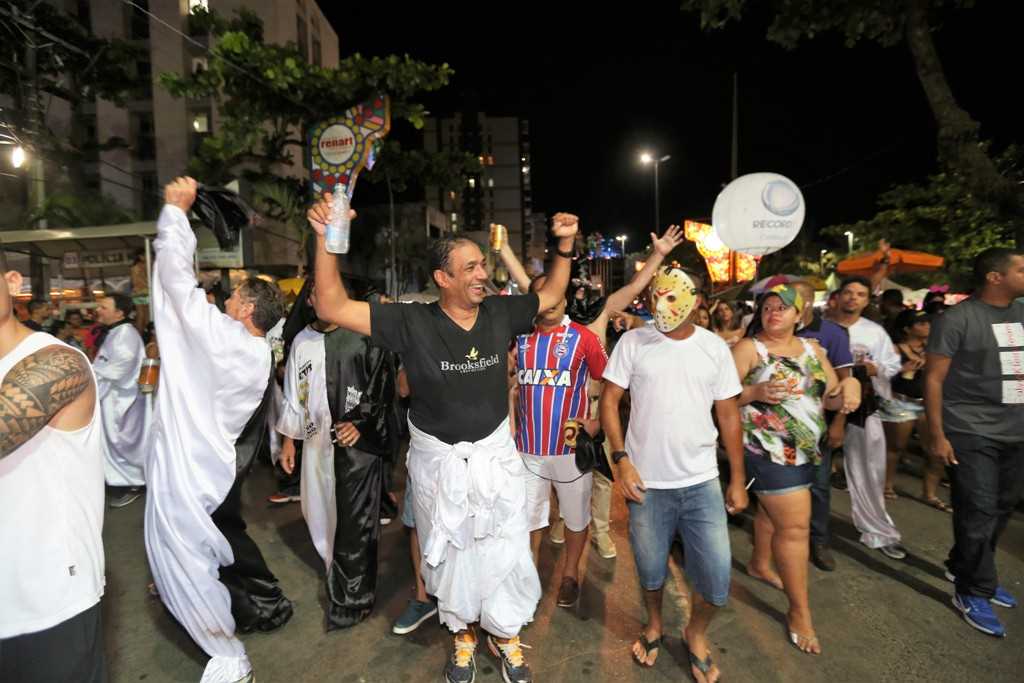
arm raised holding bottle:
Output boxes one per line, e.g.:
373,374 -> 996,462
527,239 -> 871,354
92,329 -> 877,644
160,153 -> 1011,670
307,192 -> 371,337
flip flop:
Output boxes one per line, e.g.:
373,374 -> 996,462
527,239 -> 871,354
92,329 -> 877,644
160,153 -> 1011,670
631,633 -> 661,667
884,489 -> 898,500
683,639 -> 716,681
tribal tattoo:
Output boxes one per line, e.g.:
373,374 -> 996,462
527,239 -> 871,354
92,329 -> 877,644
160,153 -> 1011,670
0,346 -> 93,459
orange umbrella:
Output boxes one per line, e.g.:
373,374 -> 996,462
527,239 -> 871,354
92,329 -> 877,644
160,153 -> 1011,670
836,248 -> 944,277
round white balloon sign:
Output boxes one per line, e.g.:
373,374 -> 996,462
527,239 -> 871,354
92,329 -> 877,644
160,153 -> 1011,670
712,172 -> 805,256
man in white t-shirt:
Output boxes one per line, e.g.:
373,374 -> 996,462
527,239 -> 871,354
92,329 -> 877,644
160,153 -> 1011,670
600,266 -> 747,683
833,276 -> 907,560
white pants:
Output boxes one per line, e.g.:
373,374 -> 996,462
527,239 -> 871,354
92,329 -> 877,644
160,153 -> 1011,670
844,415 -> 901,548
521,452 -> 592,532
407,419 -> 541,638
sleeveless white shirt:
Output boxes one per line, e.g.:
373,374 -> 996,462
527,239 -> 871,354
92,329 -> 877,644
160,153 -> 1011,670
0,332 -> 105,638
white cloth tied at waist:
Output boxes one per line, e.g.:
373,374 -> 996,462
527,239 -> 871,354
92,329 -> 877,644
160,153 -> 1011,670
408,418 -> 531,600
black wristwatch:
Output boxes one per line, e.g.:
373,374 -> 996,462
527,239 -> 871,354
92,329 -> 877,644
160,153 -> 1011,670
556,246 -> 574,259
611,450 -> 629,464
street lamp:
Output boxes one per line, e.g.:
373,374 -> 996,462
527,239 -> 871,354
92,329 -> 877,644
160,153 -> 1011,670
843,231 -> 854,255
9,145 -> 25,169
640,151 -> 671,233
616,234 -> 627,257
819,248 -> 828,274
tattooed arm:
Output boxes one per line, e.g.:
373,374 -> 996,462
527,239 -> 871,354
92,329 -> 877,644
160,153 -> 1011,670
0,346 -> 95,459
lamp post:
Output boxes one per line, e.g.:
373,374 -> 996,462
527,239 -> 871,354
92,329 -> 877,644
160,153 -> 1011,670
616,234 -> 627,257
640,152 -> 671,233
844,231 -> 854,255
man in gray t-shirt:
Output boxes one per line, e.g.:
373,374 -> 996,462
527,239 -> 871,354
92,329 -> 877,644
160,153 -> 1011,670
925,248 -> 1024,639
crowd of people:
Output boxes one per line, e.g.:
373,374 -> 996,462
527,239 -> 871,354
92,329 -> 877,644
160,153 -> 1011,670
1,176 -> 1022,683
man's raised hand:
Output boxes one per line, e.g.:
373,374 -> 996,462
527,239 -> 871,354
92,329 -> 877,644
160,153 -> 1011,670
164,177 -> 198,213
551,212 -> 580,239
307,192 -> 356,237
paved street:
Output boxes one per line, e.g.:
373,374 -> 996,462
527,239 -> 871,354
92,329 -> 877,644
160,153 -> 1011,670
102,462 -> 1023,682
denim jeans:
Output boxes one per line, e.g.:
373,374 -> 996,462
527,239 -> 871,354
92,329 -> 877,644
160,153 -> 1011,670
810,444 -> 833,545
627,478 -> 731,606
946,433 -> 1024,599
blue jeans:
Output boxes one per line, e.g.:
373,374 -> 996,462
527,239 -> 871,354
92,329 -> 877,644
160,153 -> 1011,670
627,479 -> 731,606
810,444 -> 833,545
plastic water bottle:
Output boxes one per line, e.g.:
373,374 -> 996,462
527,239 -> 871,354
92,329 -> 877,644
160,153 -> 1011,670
324,191 -> 351,254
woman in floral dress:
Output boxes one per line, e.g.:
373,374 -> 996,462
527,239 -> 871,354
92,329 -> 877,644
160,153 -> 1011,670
732,284 -> 861,655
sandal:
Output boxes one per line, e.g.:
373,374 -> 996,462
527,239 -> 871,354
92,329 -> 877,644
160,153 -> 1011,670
631,632 -> 661,667
884,488 -> 898,500
683,638 -> 716,680
789,629 -> 821,655
924,496 -> 953,513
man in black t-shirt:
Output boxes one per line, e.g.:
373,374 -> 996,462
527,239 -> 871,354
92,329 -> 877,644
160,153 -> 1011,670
308,195 -> 579,683
926,248 -> 1024,639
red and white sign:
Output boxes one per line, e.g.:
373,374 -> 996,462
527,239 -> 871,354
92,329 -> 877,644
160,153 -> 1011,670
318,123 -> 356,165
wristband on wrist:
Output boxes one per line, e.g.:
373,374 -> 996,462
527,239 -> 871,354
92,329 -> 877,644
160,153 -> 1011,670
556,246 -> 574,258
612,450 -> 629,464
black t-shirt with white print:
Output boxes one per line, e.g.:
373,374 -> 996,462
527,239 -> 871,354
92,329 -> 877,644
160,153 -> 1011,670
370,293 -> 538,444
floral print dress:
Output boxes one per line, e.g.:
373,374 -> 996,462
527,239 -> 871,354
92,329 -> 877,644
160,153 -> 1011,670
742,337 -> 827,466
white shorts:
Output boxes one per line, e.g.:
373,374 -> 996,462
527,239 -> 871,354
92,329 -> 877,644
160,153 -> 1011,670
520,452 -> 592,533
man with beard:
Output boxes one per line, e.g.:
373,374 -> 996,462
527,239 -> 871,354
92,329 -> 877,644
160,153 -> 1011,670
927,248 -> 1024,638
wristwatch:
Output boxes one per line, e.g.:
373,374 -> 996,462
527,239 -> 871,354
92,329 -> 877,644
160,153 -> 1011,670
611,450 -> 629,464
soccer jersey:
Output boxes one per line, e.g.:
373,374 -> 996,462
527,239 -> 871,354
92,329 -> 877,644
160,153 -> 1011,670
515,316 -> 607,456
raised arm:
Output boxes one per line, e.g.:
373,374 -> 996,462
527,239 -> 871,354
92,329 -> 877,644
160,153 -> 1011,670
603,225 -> 684,315
307,193 -> 371,336
535,213 -> 581,313
498,241 -> 532,292
0,346 -> 95,458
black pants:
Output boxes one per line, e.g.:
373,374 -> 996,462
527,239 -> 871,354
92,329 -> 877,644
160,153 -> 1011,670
946,433 -> 1024,599
0,601 -> 105,683
326,445 -> 383,630
810,444 -> 834,545
212,470 -> 294,632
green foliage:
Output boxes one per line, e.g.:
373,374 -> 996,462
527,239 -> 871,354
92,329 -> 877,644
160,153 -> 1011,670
0,1 -> 143,162
680,0 -> 974,49
161,7 -> 457,184
821,146 -> 1022,286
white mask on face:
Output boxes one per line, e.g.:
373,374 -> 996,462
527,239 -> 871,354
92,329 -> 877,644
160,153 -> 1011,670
651,268 -> 699,333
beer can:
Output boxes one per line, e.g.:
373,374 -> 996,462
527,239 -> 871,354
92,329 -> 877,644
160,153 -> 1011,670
562,419 -> 579,448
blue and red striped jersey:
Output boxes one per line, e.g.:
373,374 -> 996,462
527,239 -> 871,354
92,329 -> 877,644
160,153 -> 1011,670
514,317 -> 607,456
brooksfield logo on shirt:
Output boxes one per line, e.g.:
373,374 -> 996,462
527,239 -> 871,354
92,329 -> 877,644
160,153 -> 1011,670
440,349 -> 501,373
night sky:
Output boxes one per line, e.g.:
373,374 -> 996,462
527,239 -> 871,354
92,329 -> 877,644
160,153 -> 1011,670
319,1 -> 1020,252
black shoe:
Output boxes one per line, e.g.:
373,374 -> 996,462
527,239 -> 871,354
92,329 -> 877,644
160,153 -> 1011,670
810,543 -> 836,572
830,471 -> 848,491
